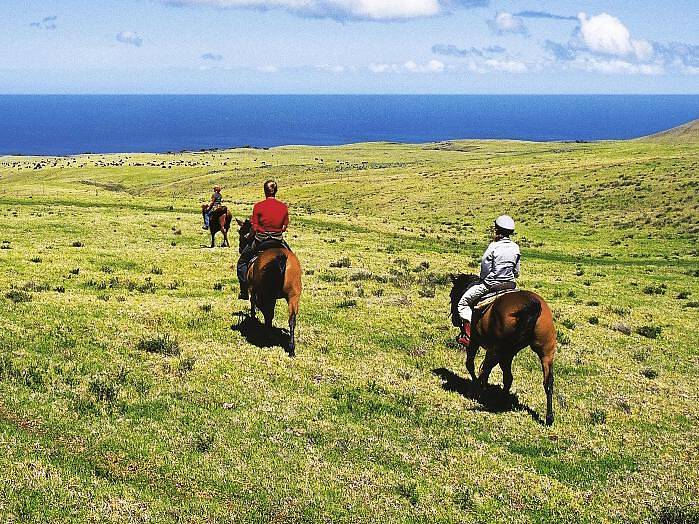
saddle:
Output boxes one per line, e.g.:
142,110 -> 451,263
210,206 -> 227,219
474,282 -> 518,313
248,235 -> 292,265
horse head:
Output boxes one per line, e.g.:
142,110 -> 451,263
236,218 -> 253,254
449,274 -> 481,327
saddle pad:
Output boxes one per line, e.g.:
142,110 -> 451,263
474,289 -> 518,310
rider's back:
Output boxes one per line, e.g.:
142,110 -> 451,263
252,198 -> 288,233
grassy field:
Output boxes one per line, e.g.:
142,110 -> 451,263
0,137 -> 698,523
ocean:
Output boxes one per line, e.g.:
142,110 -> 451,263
1,95 -> 697,156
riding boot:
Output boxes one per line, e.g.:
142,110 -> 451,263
456,321 -> 471,347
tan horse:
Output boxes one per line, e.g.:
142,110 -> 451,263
450,274 -> 557,425
237,219 -> 302,356
202,204 -> 232,248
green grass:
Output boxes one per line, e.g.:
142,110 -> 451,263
0,139 -> 698,522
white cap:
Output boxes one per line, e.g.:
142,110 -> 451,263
495,215 -> 515,232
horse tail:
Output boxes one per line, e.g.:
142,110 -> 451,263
275,252 -> 287,280
513,294 -> 542,344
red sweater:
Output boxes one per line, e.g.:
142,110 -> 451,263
251,197 -> 289,234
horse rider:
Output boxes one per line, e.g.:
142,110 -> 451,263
237,179 -> 289,300
456,215 -> 520,347
202,184 -> 223,229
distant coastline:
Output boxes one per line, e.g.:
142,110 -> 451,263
1,94 -> 697,156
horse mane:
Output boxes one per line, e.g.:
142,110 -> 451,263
449,274 -> 480,327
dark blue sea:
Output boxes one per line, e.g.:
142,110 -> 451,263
1,95 -> 697,156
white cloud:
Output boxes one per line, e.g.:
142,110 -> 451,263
404,59 -> 445,73
159,0 -> 488,22
577,12 -> 652,61
369,60 -> 444,74
316,64 -> 346,73
116,31 -> 144,47
484,58 -> 527,72
572,57 -> 664,75
257,64 -> 279,73
488,12 -> 527,36
369,63 -> 399,73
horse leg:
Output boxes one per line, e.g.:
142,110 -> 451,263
250,295 -> 256,318
210,229 -> 215,248
542,354 -> 555,426
287,295 -> 300,357
478,349 -> 499,388
263,300 -> 275,330
500,355 -> 514,393
222,229 -> 229,247
465,338 -> 480,382
219,217 -> 227,246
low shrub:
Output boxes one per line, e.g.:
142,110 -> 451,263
589,409 -> 607,425
611,323 -> 632,335
641,368 -> 658,379
137,334 -> 180,356
5,290 -> 32,303
636,325 -> 662,339
330,257 -> 351,268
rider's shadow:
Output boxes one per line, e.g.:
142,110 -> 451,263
432,368 -> 543,424
231,312 -> 292,355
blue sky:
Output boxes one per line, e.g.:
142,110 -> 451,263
1,0 -> 697,93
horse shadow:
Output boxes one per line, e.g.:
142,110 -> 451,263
432,367 -> 544,425
231,312 -> 293,356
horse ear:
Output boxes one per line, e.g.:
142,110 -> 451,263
235,218 -> 244,226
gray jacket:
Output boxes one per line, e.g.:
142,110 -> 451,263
480,237 -> 520,287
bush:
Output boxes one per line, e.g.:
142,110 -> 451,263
193,432 -> 214,453
178,355 -> 196,375
349,270 -> 373,281
150,266 -> 163,275
71,241 -> 83,247
556,328 -> 571,346
561,318 -> 576,330
636,325 -> 662,339
589,409 -> 607,425
330,257 -> 351,268
676,291 -> 690,299
588,316 -> 599,325
611,323 -> 632,335
643,284 -> 667,295
337,299 -> 357,308
137,334 -> 180,356
641,368 -> 658,379
5,290 -> 32,303
88,372 -> 120,403
418,284 -> 436,298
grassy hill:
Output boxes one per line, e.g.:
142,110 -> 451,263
0,138 -> 698,522
639,118 -> 699,144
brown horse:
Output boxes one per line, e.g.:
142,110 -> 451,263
450,274 -> 557,425
236,219 -> 302,356
202,204 -> 232,248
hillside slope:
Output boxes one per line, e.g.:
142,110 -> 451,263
0,140 -> 698,523
639,118 -> 699,143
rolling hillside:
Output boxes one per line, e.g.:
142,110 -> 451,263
639,118 -> 699,144
0,136 -> 698,523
